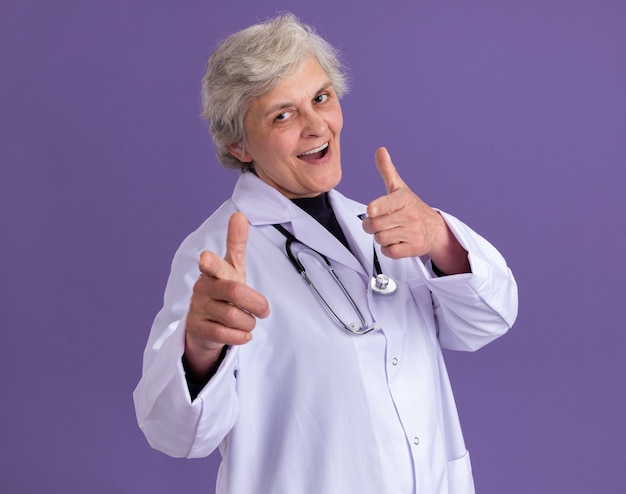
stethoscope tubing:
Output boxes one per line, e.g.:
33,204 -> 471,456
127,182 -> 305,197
272,223 -> 394,334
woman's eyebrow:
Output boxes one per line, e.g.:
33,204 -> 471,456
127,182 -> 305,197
263,102 -> 292,118
316,81 -> 333,94
262,81 -> 334,118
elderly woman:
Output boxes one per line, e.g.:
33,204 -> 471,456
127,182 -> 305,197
134,13 -> 518,494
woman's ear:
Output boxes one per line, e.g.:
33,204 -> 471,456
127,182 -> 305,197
226,144 -> 252,163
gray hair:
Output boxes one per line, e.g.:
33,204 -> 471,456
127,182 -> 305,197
200,13 -> 349,171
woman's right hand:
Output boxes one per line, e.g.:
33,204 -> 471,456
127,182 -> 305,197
184,212 -> 270,379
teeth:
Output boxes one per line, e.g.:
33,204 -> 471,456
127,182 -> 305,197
300,143 -> 328,156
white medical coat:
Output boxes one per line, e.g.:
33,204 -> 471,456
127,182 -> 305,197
133,171 -> 518,494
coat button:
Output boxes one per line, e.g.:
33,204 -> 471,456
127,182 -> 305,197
413,436 -> 420,445
392,358 -> 398,366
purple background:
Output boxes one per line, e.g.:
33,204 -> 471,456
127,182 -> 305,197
2,1 -> 625,492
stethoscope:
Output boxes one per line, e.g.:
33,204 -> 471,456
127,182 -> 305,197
273,223 -> 397,335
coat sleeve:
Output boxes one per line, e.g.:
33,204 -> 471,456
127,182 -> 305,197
132,226 -> 240,459
413,210 -> 519,352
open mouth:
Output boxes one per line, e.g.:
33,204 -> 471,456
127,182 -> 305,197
297,142 -> 329,161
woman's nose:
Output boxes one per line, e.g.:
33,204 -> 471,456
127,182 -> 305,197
301,109 -> 327,137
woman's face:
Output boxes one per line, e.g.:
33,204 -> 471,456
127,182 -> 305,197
230,57 -> 343,198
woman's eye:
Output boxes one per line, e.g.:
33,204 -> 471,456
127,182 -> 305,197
275,111 -> 290,122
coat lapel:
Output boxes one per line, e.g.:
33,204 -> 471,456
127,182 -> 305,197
231,173 -> 373,278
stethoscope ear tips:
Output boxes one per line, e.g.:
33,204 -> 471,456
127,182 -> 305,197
370,274 -> 397,295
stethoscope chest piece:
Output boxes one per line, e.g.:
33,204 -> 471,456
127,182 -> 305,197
370,273 -> 397,295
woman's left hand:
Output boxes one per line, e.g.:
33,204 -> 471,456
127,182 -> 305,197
361,147 -> 471,275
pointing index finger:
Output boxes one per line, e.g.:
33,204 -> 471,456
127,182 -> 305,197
375,147 -> 406,194
224,212 -> 249,278
367,147 -> 407,217
198,212 -> 249,282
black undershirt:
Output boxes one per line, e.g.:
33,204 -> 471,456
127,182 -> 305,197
291,192 -> 351,251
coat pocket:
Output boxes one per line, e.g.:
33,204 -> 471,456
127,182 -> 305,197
447,450 -> 475,494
